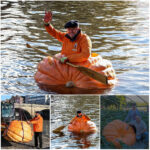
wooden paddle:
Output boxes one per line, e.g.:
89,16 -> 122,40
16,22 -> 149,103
53,125 -> 66,134
26,43 -> 108,84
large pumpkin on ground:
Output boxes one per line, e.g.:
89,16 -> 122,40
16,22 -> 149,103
68,118 -> 97,134
3,120 -> 33,143
102,120 -> 136,148
34,53 -> 116,94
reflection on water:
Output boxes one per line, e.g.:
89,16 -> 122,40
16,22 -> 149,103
1,1 -> 149,94
51,95 -> 100,149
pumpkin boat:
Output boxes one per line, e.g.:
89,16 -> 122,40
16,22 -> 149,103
34,53 -> 116,94
68,116 -> 97,134
3,120 -> 33,143
102,120 -> 136,148
1,123 -> 7,132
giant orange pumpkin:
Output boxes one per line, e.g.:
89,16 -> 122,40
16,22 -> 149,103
68,118 -> 97,134
102,120 -> 136,148
3,120 -> 33,143
34,53 -> 116,94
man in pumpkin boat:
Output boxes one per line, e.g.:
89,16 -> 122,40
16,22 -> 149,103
69,111 -> 91,124
44,11 -> 91,64
68,111 -> 97,134
28,111 -> 43,149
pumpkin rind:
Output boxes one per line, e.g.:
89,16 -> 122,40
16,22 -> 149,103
3,120 -> 33,143
102,120 -> 136,148
68,120 -> 97,134
34,53 -> 116,92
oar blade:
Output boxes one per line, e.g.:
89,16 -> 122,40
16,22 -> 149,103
26,43 -> 32,48
53,125 -> 66,134
77,66 -> 108,84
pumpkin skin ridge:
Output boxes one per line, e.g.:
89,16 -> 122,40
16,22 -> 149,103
54,59 -> 68,82
37,60 -> 66,83
50,58 -> 86,85
37,58 -> 52,76
7,121 -> 32,143
7,130 -> 24,142
47,58 -> 69,83
67,65 -> 79,82
35,72 -> 64,85
70,70 -> 84,83
47,60 -> 67,83
3,121 -> 33,143
54,53 -> 79,83
37,61 -> 62,82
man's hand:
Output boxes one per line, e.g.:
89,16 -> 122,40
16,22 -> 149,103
44,10 -> 52,24
27,121 -> 30,124
59,57 -> 69,64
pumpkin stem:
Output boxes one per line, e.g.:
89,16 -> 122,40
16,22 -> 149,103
65,81 -> 75,88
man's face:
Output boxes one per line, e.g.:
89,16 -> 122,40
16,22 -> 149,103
35,113 -> 39,117
132,106 -> 136,110
67,27 -> 79,38
77,113 -> 82,117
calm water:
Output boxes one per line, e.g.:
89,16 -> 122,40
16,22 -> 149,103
1,1 -> 149,94
51,95 -> 100,149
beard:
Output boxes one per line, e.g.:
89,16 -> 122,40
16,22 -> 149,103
77,114 -> 82,118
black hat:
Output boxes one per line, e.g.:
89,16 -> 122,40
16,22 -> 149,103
64,20 -> 79,28
77,110 -> 82,114
35,111 -> 40,114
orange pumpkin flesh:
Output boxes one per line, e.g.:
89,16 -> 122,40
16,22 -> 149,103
68,120 -> 97,134
34,53 -> 116,93
102,120 -> 136,148
3,120 -> 33,143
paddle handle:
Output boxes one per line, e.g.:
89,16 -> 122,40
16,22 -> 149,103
26,43 -> 78,67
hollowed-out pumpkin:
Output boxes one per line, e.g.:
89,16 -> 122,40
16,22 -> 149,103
3,120 -> 33,143
102,120 -> 136,148
34,53 -> 116,93
68,117 -> 97,134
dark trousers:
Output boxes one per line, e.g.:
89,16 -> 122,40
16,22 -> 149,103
34,132 -> 42,148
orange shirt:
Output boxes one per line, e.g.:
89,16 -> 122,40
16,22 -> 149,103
45,24 -> 92,62
30,114 -> 43,132
70,115 -> 91,124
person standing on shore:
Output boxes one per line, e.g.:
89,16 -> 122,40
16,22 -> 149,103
28,111 -> 43,149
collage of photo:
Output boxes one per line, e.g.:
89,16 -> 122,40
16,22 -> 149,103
1,0 -> 149,150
